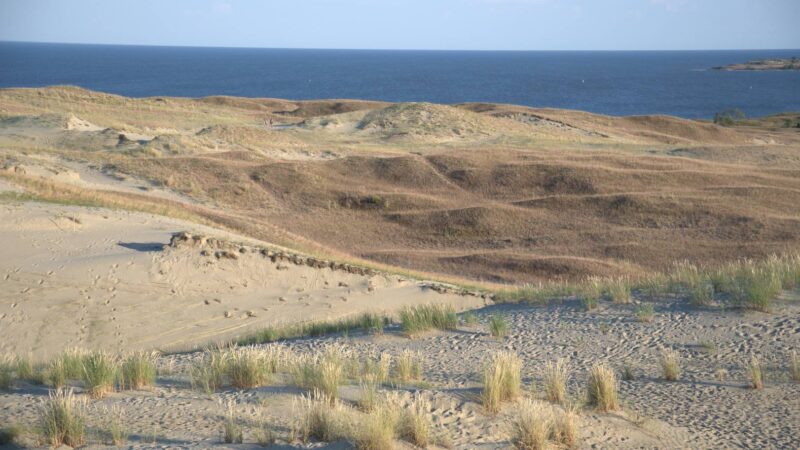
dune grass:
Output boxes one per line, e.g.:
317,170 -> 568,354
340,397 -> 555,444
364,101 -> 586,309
0,356 -> 13,390
239,313 -> 392,346
226,347 -> 270,389
482,351 -> 522,414
292,346 -> 344,405
606,277 -> 632,304
38,389 -> 86,448
635,303 -> 656,323
510,399 -> 553,450
222,401 -> 244,444
190,348 -> 228,394
791,350 -> 800,383
543,359 -> 568,404
586,363 -> 619,411
399,304 -> 458,335
394,350 -> 423,383
659,348 -> 681,381
119,351 -> 157,390
0,425 -> 21,446
352,403 -> 398,450
396,393 -> 432,448
488,314 -> 509,338
291,390 -> 345,443
102,405 -> 128,447
461,311 -> 480,327
81,351 -> 118,399
748,356 -> 764,390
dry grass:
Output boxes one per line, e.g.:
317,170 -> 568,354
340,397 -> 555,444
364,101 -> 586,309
0,356 -> 13,390
606,277 -> 632,304
791,350 -> 800,383
119,351 -> 157,390
586,363 -> 619,411
291,390 -> 345,443
394,350 -> 423,383
510,399 -> 553,450
482,351 -> 523,414
222,401 -> 243,444
292,346 -> 344,404
552,405 -> 580,449
748,356 -> 764,390
396,393 -> 432,448
542,359 -> 568,404
461,311 -> 479,327
352,403 -> 398,450
659,348 -> 681,381
46,349 -> 86,389
38,389 -> 86,448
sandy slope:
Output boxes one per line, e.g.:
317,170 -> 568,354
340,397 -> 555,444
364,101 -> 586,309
0,201 -> 485,357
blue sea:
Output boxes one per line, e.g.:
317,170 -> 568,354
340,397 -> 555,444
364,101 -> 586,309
1,42 -> 798,119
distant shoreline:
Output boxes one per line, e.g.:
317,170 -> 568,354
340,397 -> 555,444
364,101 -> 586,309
712,57 -> 799,71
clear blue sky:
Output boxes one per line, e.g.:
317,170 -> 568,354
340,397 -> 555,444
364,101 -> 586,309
1,0 -> 798,51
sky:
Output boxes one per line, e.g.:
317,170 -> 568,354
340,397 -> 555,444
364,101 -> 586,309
1,0 -> 798,51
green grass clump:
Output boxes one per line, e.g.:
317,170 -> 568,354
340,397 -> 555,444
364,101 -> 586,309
222,401 -> 243,444
482,351 -> 522,414
397,393 -> 432,448
399,304 -> 458,335
291,391 -> 345,443
119,351 -> 157,390
0,425 -> 22,446
791,350 -> 800,383
353,403 -> 398,450
461,311 -> 479,327
102,405 -> 128,446
226,348 -> 269,389
239,314 -> 391,345
0,356 -> 13,390
39,389 -> 86,448
579,278 -> 603,311
635,303 -> 655,323
586,363 -> 619,411
15,354 -> 44,384
81,352 -> 118,399
488,314 -> 509,338
359,312 -> 387,335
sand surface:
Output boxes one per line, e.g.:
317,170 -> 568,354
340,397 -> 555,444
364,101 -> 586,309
0,201 -> 486,358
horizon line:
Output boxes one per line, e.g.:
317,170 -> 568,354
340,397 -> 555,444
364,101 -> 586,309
2,39 -> 799,53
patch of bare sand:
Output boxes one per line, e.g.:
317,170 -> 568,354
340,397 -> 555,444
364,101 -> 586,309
0,202 -> 486,357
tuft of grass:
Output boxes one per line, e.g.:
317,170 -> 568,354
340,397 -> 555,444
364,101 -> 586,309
482,351 -> 522,414
358,373 -> 381,412
399,304 -> 457,335
353,403 -> 398,450
542,359 -> 568,404
81,351 -> 118,399
103,405 -> 128,447
659,348 -> 680,381
0,356 -> 13,390
579,278 -> 603,311
227,347 -> 269,389
553,404 -> 580,449
748,356 -> 764,390
254,415 -> 276,447
394,350 -> 423,383
119,351 -> 157,390
360,352 -> 391,384
291,390 -> 344,443
790,350 -> 800,383
620,362 -> 636,381
488,314 -> 509,339
635,303 -> 655,323
461,311 -> 479,327
190,347 -> 228,394
360,312 -> 387,335
222,401 -> 243,444
38,389 -> 86,448
15,353 -> 44,384
586,363 -> 619,411
396,393 -> 432,448
293,346 -> 344,405
239,313 -> 391,345
606,277 -> 632,304
510,399 -> 552,450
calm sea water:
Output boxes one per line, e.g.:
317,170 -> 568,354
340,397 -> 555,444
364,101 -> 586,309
1,42 -> 798,119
